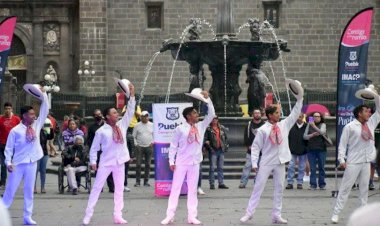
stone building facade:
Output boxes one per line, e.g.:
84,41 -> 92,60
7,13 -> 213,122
1,0 -> 380,110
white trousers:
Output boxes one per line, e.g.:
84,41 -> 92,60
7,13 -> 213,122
64,166 -> 87,189
1,162 -> 37,219
84,163 -> 125,218
333,162 -> 370,215
166,164 -> 200,219
245,164 -> 285,219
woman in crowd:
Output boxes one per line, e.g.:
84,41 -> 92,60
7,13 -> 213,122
304,112 -> 328,190
62,119 -> 84,148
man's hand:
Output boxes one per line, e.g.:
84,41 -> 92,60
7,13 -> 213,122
338,162 -> 347,169
74,157 -> 80,162
312,132 -> 320,137
7,165 -> 14,173
252,167 -> 258,173
200,90 -> 209,99
170,164 -> 176,171
129,83 -> 135,97
91,164 -> 97,171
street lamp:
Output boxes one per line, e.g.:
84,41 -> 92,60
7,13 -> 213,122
41,65 -> 60,109
77,60 -> 96,76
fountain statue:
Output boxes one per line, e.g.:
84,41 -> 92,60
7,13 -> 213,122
160,0 -> 290,116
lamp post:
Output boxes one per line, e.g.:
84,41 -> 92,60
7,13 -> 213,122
77,60 -> 95,117
42,66 -> 60,109
77,60 -> 96,77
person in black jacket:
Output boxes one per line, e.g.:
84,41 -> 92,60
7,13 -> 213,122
286,114 -> 308,189
62,135 -> 87,195
34,127 -> 54,193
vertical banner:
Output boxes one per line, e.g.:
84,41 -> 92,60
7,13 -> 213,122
336,8 -> 373,163
153,102 -> 192,196
0,16 -> 17,92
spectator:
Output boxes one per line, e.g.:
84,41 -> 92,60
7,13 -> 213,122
239,109 -> 264,189
61,115 -> 69,132
62,119 -> 84,148
133,111 -> 153,187
304,112 -> 328,190
0,102 -> 21,189
47,112 -> 58,156
62,135 -> 87,195
87,109 -> 114,193
204,116 -> 229,189
286,113 -> 308,189
34,127 -> 54,194
79,118 -> 88,138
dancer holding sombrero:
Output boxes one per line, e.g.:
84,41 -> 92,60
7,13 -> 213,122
240,79 -> 304,224
1,84 -> 49,225
83,79 -> 135,225
331,85 -> 380,224
161,88 -> 215,225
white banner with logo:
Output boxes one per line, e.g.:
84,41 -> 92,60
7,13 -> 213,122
153,102 -> 192,196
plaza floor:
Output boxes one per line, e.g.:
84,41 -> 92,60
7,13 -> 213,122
3,174 -> 380,226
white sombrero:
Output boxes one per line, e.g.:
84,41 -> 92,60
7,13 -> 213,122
185,88 -> 208,103
285,78 -> 302,96
23,84 -> 44,100
355,85 -> 378,101
114,78 -> 131,98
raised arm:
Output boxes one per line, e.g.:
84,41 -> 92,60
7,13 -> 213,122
119,83 -> 136,128
282,100 -> 302,131
200,98 -> 216,132
368,95 -> 380,129
35,92 -> 49,131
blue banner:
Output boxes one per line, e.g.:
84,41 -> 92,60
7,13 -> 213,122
153,102 -> 192,196
336,8 -> 373,164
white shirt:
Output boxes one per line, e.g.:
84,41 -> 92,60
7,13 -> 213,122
5,93 -> 49,166
169,98 -> 215,166
89,97 -> 136,167
133,121 -> 153,147
251,100 -> 303,168
338,104 -> 380,164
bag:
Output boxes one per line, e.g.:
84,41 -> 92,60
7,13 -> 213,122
322,134 -> 333,147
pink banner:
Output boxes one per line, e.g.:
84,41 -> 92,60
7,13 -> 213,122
0,17 -> 17,52
341,9 -> 372,47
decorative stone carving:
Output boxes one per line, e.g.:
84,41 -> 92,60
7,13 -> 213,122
187,18 -> 202,40
18,23 -> 33,36
43,23 -> 60,53
248,18 -> 260,41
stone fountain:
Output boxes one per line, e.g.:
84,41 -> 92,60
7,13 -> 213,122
160,0 -> 289,116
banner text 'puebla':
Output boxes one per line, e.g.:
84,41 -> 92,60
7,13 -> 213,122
153,102 -> 192,196
0,16 -> 17,93
336,8 -> 373,164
